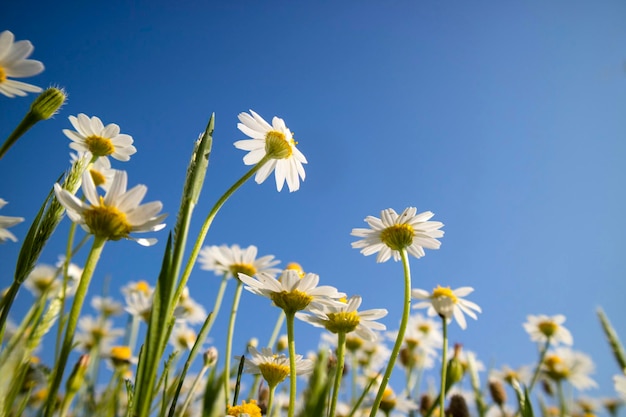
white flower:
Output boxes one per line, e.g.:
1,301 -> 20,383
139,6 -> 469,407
542,347 -> 597,390
24,264 -> 61,298
242,346 -> 314,388
614,374 -> 626,400
169,322 -> 197,351
123,281 -> 153,321
74,315 -> 124,352
351,207 -> 444,263
54,170 -> 166,246
412,286 -> 481,330
71,152 -> 117,191
63,114 -> 137,161
0,30 -> 44,97
0,198 -> 24,243
198,244 -> 281,279
238,269 -> 345,314
91,295 -> 124,317
234,110 -> 307,192
523,314 -> 573,346
174,287 -> 207,324
296,295 -> 387,341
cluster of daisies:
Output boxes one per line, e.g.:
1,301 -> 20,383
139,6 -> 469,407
1,29 -> 626,417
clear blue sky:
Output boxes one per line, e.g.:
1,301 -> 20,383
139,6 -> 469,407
2,0 -> 626,411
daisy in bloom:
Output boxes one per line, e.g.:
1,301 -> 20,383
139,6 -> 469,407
234,109 -> 307,192
412,286 -> 481,330
0,198 -> 24,243
523,314 -> 573,346
542,347 -> 597,390
238,269 -> 345,315
226,399 -> 262,417
243,346 -> 314,388
71,152 -> 116,190
91,295 -> 124,317
351,207 -> 444,263
54,170 -> 166,246
74,315 -> 124,352
377,387 -> 419,416
0,30 -> 44,98
198,244 -> 281,279
169,322 -> 197,351
123,281 -> 154,322
174,286 -> 207,324
63,114 -> 137,161
490,364 -> 532,387
296,295 -> 388,342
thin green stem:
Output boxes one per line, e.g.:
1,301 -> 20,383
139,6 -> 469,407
224,280 -> 244,407
206,274 -> 229,337
368,248 -> 412,417
43,235 -> 107,417
267,310 -> 286,349
528,339 -> 551,392
557,380 -> 567,417
329,332 -> 347,417
285,311 -> 297,417
0,112 -> 39,160
350,353 -> 358,405
266,384 -> 276,417
179,364 -> 209,417
439,318 -> 449,417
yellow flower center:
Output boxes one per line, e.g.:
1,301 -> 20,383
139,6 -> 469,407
418,324 -> 431,334
90,168 -> 106,187
380,388 -> 397,413
83,196 -> 132,240
110,346 -> 132,367
85,135 -> 115,157
345,335 -> 363,352
33,276 -> 55,292
544,354 -> 569,380
265,130 -> 294,159
379,223 -> 415,251
230,263 -> 257,278
325,311 -> 361,334
538,320 -> 558,338
285,262 -> 305,278
135,280 -> 150,294
226,400 -> 262,417
258,361 -> 290,388
270,290 -> 313,314
0,66 -> 6,83
431,285 -> 458,303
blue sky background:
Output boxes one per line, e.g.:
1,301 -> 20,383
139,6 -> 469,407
2,0 -> 626,411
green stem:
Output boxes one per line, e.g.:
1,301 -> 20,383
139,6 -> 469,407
528,339 -> 551,392
350,353 -> 358,405
266,384 -> 276,417
439,318 -> 449,417
224,280 -> 244,407
43,235 -> 107,417
0,112 -> 39,160
286,311 -> 297,417
329,332 -> 347,417
179,364 -> 209,417
267,310 -> 286,350
206,274 -> 229,337
557,380 -> 567,417
368,248 -> 412,417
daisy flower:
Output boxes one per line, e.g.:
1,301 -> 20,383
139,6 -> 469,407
237,269 -> 345,315
0,30 -> 44,97
0,198 -> 24,243
74,315 -> 124,352
54,170 -> 166,246
90,295 -> 124,317
63,114 -> 137,161
234,109 -> 307,192
23,264 -> 62,298
71,152 -> 116,190
296,295 -> 388,341
198,244 -> 281,279
351,207 -> 444,263
243,346 -> 314,388
412,286 -> 481,330
169,322 -> 197,351
542,347 -> 597,390
523,314 -> 573,346
377,387 -> 419,416
174,286 -> 207,324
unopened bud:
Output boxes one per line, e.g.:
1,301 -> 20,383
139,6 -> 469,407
541,379 -> 554,397
203,347 -> 218,367
489,379 -> 507,406
420,393 -> 434,416
30,87 -> 66,121
399,346 -> 416,368
247,337 -> 258,350
276,335 -> 288,352
447,394 -> 470,417
445,356 -> 465,391
66,354 -> 90,394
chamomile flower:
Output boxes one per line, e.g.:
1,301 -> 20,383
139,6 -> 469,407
542,347 -> 597,390
24,264 -> 62,298
0,198 -> 24,243
226,399 -> 262,417
174,287 -> 207,324
412,286 -> 481,330
198,244 -> 280,279
351,207 -> 444,263
234,110 -> 307,192
54,170 -> 166,246
243,346 -> 313,388
296,295 -> 387,341
71,152 -> 116,190
74,315 -> 124,352
63,114 -> 136,161
0,30 -> 44,97
169,322 -> 197,351
523,314 -> 573,346
237,269 -> 345,315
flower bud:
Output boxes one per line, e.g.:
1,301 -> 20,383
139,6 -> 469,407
276,334 -> 288,352
203,347 -> 218,367
489,379 -> 507,406
420,393 -> 433,416
66,354 -> 90,395
447,394 -> 470,417
446,350 -> 465,391
29,87 -> 66,121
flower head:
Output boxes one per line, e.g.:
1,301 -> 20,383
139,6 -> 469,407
0,30 -> 44,97
226,399 -> 262,417
297,295 -> 387,341
523,314 -> 573,346
198,244 -> 280,279
412,286 -> 481,330
542,347 -> 597,390
238,269 -> 345,315
351,207 -> 444,263
242,346 -> 313,388
63,114 -> 136,161
234,110 -> 307,192
0,198 -> 24,243
54,170 -> 166,246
